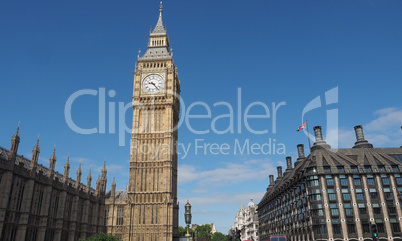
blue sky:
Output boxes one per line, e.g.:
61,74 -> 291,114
1,0 -> 402,234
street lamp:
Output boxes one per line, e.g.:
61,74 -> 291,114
185,199 -> 192,239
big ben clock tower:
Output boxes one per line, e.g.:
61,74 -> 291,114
129,2 -> 180,241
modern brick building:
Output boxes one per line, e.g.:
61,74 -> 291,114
258,125 -> 402,241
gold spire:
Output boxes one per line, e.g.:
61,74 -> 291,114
159,1 -> 163,13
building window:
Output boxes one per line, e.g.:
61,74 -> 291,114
326,178 -> 334,186
362,223 -> 370,233
330,204 -> 339,216
117,207 -> 124,226
373,203 -> 381,214
307,179 -> 319,187
392,166 -> 399,172
390,155 -> 402,162
343,193 -> 351,201
353,177 -> 361,186
105,208 -> 109,226
377,223 -> 385,233
388,206 -> 396,214
367,178 -> 375,185
312,194 -> 322,201
391,219 -> 401,233
356,189 -> 364,200
332,219 -> 341,234
358,203 -> 366,215
324,166 -> 331,173
328,189 -> 337,201
16,182 -> 25,211
384,188 -> 393,199
347,223 -> 356,233
378,165 -> 385,171
365,166 -> 372,172
396,177 -> 402,184
369,188 -> 378,199
337,166 -> 345,173
307,167 -> 317,174
340,178 -> 348,186
344,203 -> 353,216
350,165 -> 358,172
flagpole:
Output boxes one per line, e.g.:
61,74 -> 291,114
306,120 -> 312,151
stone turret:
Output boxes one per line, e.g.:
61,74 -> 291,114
100,161 -> 107,194
30,137 -> 40,171
111,177 -> 116,199
48,147 -> 56,178
95,176 -> 101,197
86,170 -> 92,193
8,124 -> 20,161
63,155 -> 70,184
76,162 -> 82,189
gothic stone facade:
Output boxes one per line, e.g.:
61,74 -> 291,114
0,128 -> 107,241
105,3 -> 180,241
258,125 -> 402,241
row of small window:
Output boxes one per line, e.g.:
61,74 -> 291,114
313,218 -> 401,235
310,203 -> 398,218
310,187 -> 395,202
322,165 -> 400,173
324,174 -> 402,187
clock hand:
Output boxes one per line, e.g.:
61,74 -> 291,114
150,82 -> 159,90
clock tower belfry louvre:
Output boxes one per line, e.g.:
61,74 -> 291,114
105,2 -> 180,241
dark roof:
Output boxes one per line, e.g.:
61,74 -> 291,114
0,146 -> 95,193
258,145 -> 402,207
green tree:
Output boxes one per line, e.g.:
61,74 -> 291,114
211,232 -> 226,241
78,233 -> 118,241
178,226 -> 187,236
179,226 -> 195,237
195,224 -> 212,241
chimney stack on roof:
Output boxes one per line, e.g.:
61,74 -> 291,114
353,125 -> 373,148
286,156 -> 292,169
277,166 -> 283,178
269,175 -> 274,185
312,126 -> 331,151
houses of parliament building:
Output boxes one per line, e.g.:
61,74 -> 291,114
0,2 -> 180,241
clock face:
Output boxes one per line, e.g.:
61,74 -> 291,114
141,74 -> 165,94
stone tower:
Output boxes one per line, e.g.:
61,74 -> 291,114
128,2 -> 180,240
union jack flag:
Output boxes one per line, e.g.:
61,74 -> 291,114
297,121 -> 307,131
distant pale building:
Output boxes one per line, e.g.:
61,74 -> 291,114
233,199 -> 259,241
0,127 -> 107,241
210,223 -> 217,234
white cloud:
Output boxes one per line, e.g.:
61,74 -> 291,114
178,158 -> 277,186
325,107 -> 402,148
364,107 -> 402,146
326,128 -> 355,148
178,191 -> 265,207
366,107 -> 402,131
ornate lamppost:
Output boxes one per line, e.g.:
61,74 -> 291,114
185,199 -> 192,239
